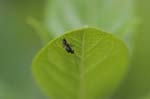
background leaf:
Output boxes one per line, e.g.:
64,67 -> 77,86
112,0 -> 150,99
27,17 -> 53,44
32,27 -> 128,99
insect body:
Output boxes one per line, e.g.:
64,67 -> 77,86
62,38 -> 74,54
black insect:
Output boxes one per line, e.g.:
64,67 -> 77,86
62,38 -> 74,54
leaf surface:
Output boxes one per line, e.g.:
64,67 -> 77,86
32,27 -> 128,99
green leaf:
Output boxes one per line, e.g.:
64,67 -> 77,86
32,27 -> 128,99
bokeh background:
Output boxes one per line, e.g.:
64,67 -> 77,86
0,0 -> 150,99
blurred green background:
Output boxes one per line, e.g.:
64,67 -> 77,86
0,0 -> 150,99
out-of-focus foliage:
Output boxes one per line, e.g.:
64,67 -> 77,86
0,0 -> 47,99
27,17 -> 53,45
113,0 -> 150,99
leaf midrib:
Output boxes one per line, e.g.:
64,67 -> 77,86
79,31 -> 85,99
